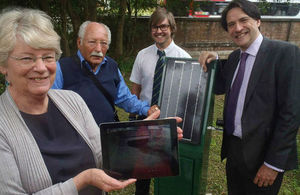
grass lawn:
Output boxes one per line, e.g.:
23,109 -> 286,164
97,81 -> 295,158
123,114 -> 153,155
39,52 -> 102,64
109,61 -> 300,195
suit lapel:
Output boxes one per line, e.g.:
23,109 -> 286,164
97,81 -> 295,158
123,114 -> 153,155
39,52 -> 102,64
223,50 -> 240,111
244,38 -> 270,108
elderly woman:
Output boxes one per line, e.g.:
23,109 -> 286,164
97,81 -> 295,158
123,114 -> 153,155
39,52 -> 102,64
0,8 -> 183,195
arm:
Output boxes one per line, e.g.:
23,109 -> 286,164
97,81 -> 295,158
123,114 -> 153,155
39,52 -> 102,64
265,44 -> 300,168
131,83 -> 141,99
254,44 -> 300,187
115,69 -> 150,116
145,110 -> 183,140
73,169 -> 136,192
199,51 -> 227,95
0,133 -> 77,195
71,90 -> 137,192
129,83 -> 142,120
198,51 -> 218,72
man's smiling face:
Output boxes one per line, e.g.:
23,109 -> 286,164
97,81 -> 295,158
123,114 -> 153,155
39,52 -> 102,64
151,18 -> 173,50
226,7 -> 261,51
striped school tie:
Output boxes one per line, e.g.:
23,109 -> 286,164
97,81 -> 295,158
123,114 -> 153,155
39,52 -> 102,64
151,50 -> 166,106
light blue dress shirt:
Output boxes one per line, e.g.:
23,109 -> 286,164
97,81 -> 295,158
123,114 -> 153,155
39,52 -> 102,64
52,50 -> 150,116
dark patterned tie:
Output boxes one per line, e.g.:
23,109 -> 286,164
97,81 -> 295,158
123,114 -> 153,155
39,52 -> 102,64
151,50 -> 166,106
225,52 -> 249,135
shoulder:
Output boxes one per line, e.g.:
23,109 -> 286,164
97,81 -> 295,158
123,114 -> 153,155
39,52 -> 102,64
105,56 -> 117,64
227,49 -> 240,63
229,49 -> 240,58
58,56 -> 75,64
58,56 -> 79,73
134,44 -> 157,65
48,89 -> 93,119
0,90 -> 17,125
169,42 -> 191,58
48,89 -> 85,106
258,38 -> 300,71
262,38 -> 299,52
102,57 -> 120,76
258,38 -> 300,66
104,56 -> 119,68
137,44 -> 156,57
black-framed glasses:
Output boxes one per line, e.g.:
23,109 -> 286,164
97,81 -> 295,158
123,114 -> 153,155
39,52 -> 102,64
151,24 -> 170,32
9,55 -> 56,66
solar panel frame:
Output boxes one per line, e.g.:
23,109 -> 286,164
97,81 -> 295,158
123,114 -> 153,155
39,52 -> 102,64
158,57 -> 213,144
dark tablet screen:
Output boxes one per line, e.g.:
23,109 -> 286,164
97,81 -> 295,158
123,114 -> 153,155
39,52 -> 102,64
99,119 -> 179,179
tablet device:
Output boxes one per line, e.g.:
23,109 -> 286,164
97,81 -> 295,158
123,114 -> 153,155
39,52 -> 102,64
100,118 -> 179,179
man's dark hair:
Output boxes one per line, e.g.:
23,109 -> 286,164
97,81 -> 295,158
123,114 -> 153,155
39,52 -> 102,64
149,7 -> 177,38
221,0 -> 261,31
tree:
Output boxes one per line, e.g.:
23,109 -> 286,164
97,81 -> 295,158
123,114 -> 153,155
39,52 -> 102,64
0,0 -> 161,90
165,0 -> 192,16
0,0 -> 160,58
114,0 -> 127,59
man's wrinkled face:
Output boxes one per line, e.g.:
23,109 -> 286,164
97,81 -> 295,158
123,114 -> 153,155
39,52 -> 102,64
77,22 -> 109,70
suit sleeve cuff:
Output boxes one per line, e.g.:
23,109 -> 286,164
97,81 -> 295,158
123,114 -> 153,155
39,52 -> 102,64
264,162 -> 284,172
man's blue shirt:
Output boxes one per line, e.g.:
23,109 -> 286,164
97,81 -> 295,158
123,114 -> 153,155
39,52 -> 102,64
52,50 -> 149,116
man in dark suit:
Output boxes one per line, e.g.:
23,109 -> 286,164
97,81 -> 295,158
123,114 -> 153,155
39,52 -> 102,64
199,0 -> 300,194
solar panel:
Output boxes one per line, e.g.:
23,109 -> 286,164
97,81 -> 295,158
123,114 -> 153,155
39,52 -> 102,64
158,57 -> 213,144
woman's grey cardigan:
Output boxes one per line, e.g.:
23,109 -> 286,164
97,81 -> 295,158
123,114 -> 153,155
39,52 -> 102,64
0,89 -> 102,194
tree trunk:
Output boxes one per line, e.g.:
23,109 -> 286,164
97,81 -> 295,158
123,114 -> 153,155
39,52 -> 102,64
114,0 -> 127,59
38,0 -> 50,14
59,0 -> 71,57
66,0 -> 82,49
127,0 -> 132,16
87,0 -> 97,21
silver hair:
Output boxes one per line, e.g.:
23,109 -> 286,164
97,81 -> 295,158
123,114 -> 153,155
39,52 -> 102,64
78,21 -> 111,46
0,7 -> 62,67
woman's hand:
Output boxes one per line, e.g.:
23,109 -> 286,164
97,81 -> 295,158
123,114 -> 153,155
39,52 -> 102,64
73,169 -> 136,192
145,110 -> 183,140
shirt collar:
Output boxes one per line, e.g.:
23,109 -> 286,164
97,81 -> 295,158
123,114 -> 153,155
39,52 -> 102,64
243,33 -> 263,57
77,50 -> 107,74
155,40 -> 175,55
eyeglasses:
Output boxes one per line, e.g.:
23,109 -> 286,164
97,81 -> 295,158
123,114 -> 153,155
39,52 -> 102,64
86,40 -> 108,48
9,55 -> 56,66
151,24 -> 170,32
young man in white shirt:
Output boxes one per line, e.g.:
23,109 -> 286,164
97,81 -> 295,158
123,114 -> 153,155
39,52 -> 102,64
129,7 -> 191,195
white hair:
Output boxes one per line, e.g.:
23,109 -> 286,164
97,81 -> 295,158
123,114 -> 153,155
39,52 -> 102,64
78,21 -> 111,46
0,7 -> 62,67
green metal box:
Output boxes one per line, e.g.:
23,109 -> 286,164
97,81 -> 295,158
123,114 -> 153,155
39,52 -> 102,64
155,59 -> 217,195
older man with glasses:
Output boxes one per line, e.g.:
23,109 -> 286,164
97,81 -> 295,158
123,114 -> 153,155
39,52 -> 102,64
52,21 -> 158,126
129,7 -> 191,195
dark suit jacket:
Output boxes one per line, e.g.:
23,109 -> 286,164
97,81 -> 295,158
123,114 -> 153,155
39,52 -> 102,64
215,37 -> 300,172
